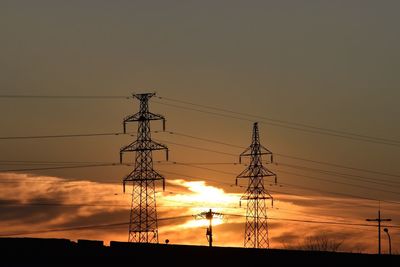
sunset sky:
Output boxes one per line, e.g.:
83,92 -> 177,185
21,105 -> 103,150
1,1 -> 400,254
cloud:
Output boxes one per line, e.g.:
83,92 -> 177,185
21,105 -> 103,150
0,172 -> 398,253
0,198 -> 81,224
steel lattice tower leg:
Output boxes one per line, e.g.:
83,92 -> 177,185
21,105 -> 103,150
236,122 -> 277,248
120,93 -> 168,243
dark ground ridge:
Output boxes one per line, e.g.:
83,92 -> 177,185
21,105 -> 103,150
0,237 -> 398,266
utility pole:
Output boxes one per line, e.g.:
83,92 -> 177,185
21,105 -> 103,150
195,209 -> 223,247
366,209 -> 392,255
236,122 -> 277,249
120,93 -> 168,243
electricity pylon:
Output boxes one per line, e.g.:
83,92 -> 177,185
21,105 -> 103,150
120,93 -> 168,243
236,122 -> 277,248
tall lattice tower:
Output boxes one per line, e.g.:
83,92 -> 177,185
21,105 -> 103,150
236,122 -> 277,248
120,93 -> 168,243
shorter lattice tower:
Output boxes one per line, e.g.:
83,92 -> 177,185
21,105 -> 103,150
120,93 -> 168,243
236,122 -> 277,248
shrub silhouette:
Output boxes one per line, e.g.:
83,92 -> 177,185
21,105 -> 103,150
283,234 -> 344,252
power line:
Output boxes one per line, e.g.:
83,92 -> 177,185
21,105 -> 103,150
154,130 -> 400,179
0,162 -> 232,184
3,130 -> 398,198
6,200 -> 206,215
0,132 -> 131,140
270,216 -> 399,229
3,93 -> 399,146
1,188 -> 396,233
222,213 -> 400,229
159,96 -> 400,144
273,207 -> 366,224
155,99 -> 379,148
3,153 -> 398,191
0,164 -> 395,210
0,215 -> 193,237
166,162 -> 400,200
155,131 -> 245,149
0,95 -> 130,99
155,139 -> 400,194
0,223 -> 128,237
1,156 -> 399,205
153,101 -> 400,147
0,163 -> 122,172
276,169 -> 400,197
164,161 -> 239,176
1,166 -> 399,223
275,162 -> 400,187
0,160 -> 112,165
2,130 -> 400,194
0,190 -> 396,223
159,141 -> 400,194
0,201 -> 199,209
157,167 -> 400,210
0,202 -> 127,208
154,138 -> 237,157
162,142 -> 400,192
270,188 -> 386,210
273,153 -> 400,179
2,159 -> 398,206
157,165 -> 400,206
1,133 -> 400,205
158,164 -> 400,209
279,181 -> 400,206
156,169 -> 236,188
1,213 -> 398,238
162,162 -> 238,165
156,96 -> 400,146
2,128 -> 399,179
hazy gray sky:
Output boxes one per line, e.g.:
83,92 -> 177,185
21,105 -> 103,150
1,1 -> 400,251
1,1 -> 399,202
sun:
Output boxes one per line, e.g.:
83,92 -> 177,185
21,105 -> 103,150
160,179 -> 241,228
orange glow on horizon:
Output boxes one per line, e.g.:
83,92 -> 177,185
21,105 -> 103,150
160,179 -> 242,229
